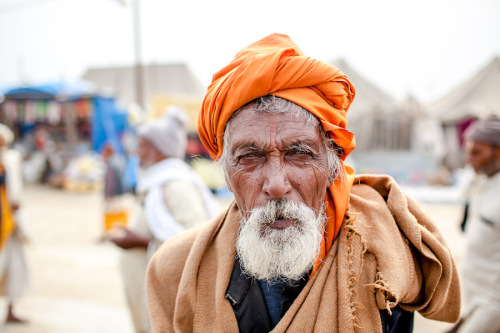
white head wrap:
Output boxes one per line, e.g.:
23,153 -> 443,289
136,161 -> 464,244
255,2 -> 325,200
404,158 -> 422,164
138,106 -> 189,159
0,123 -> 14,145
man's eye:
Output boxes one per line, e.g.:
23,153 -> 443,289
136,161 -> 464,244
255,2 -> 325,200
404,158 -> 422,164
289,150 -> 311,156
241,153 -> 257,158
237,153 -> 262,162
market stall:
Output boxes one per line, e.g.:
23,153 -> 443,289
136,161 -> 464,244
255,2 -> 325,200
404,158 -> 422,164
0,81 -> 130,189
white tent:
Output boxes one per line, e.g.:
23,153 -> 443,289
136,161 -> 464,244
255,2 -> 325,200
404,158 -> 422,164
333,60 -> 443,184
334,59 -> 409,151
335,59 -> 399,118
428,56 -> 500,169
429,57 -> 500,124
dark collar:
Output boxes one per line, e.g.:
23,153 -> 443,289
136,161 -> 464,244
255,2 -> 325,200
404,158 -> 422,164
225,257 -> 274,332
225,257 -> 309,332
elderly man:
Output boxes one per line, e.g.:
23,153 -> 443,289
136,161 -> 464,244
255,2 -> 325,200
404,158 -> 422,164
146,34 -> 460,332
0,123 -> 29,323
110,107 -> 220,333
448,116 -> 500,333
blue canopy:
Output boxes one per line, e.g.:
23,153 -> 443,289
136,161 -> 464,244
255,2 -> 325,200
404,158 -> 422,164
4,81 -> 95,100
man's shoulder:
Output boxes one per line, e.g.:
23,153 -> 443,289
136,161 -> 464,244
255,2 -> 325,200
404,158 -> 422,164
348,174 -> 418,223
350,173 -> 399,203
146,219 -> 211,305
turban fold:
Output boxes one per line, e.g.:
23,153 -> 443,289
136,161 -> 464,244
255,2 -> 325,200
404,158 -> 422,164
139,106 -> 189,160
465,115 -> 500,146
198,33 -> 357,276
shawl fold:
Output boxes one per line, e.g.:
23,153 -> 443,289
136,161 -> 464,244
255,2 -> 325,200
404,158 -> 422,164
146,174 -> 461,332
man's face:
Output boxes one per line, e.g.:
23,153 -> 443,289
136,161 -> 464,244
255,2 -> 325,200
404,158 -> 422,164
224,109 -> 331,225
465,139 -> 500,176
137,137 -> 159,168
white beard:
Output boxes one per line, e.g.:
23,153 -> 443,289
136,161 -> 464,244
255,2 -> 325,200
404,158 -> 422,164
236,200 -> 326,283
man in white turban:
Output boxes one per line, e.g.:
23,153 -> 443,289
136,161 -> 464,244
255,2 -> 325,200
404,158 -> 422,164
110,106 -> 220,333
0,123 -> 30,323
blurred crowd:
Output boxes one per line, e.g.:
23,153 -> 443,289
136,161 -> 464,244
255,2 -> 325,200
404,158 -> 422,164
0,104 -> 226,329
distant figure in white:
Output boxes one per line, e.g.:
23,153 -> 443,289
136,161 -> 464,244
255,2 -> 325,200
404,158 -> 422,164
0,123 -> 30,324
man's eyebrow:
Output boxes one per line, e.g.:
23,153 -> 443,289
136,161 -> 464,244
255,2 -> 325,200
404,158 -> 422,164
286,141 -> 317,152
232,144 -> 262,154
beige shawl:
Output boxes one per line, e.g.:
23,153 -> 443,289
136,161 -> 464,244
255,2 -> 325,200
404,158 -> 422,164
146,174 -> 461,332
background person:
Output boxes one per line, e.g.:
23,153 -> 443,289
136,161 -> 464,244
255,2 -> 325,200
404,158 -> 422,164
0,123 -> 30,324
101,144 -> 128,237
448,115 -> 500,333
109,106 -> 220,333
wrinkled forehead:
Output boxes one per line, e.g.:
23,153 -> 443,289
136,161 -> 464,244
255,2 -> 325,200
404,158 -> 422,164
227,99 -> 320,133
225,107 -> 324,151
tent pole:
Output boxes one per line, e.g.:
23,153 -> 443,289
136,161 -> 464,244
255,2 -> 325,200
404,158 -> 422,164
132,0 -> 144,110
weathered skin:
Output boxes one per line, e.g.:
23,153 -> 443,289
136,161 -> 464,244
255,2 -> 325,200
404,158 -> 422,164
224,109 -> 331,226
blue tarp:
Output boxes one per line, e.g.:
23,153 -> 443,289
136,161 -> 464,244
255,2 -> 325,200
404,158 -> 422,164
91,96 -> 128,154
4,81 -> 94,100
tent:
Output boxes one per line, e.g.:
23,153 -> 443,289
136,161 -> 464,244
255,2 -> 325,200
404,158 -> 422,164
333,60 -> 442,184
335,59 -> 399,118
334,59 -> 410,151
429,57 -> 500,124
428,56 -> 500,169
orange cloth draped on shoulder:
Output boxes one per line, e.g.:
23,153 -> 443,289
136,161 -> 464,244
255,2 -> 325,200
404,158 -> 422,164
198,33 -> 357,276
0,166 -> 16,250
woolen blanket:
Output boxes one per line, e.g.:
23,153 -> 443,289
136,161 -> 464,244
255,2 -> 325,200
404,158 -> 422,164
146,174 -> 461,332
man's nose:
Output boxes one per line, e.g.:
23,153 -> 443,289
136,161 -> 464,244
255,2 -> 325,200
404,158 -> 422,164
262,164 -> 292,199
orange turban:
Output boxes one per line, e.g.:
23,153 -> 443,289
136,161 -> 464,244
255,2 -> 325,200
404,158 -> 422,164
198,33 -> 356,275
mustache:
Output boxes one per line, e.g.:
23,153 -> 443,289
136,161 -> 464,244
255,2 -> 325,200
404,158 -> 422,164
261,199 -> 289,221
247,199 -> 316,223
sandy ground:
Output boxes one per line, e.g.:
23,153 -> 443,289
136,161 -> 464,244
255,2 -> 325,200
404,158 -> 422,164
1,184 -> 466,332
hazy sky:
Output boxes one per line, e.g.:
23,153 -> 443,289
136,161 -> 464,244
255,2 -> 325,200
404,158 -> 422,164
1,0 -> 499,104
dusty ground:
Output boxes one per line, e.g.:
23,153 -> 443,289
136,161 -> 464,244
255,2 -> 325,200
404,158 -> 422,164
1,184 -> 465,332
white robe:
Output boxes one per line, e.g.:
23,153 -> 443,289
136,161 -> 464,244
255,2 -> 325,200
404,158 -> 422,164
460,171 -> 500,332
136,158 -> 220,243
